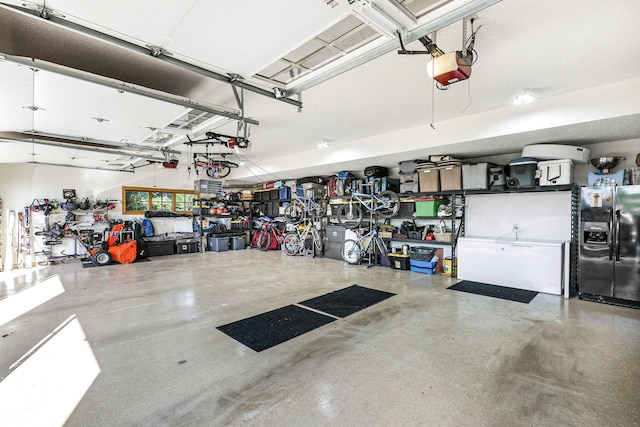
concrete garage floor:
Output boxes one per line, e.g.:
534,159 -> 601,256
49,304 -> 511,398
1,249 -> 640,426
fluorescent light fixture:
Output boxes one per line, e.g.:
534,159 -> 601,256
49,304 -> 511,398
512,90 -> 536,105
426,52 -> 471,86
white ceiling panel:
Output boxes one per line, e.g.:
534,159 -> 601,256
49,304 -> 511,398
22,68 -> 187,143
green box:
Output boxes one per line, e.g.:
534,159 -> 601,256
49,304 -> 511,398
415,198 -> 446,217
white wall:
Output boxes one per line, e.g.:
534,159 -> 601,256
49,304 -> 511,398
0,162 -> 197,269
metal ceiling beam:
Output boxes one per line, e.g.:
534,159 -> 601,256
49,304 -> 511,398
1,2 -> 302,110
19,131 -> 182,155
0,132 -> 167,163
24,161 -> 135,173
1,53 -> 259,126
287,0 -> 502,95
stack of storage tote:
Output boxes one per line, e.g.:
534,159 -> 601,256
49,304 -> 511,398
408,247 -> 438,274
398,159 -> 425,194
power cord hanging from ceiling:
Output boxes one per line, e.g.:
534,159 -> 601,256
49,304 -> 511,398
461,17 -> 481,115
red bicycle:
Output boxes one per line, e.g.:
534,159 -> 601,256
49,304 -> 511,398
252,218 -> 287,251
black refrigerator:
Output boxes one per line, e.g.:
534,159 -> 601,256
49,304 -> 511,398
579,185 -> 640,307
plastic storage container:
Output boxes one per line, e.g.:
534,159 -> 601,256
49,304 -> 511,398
538,159 -> 573,185
409,265 -> 437,275
229,235 -> 246,250
408,247 -> 437,261
587,170 -> 625,187
207,236 -> 229,252
507,158 -> 537,188
400,182 -> 419,194
409,259 -> 437,269
388,253 -> 410,270
176,239 -> 198,254
462,163 -> 495,190
415,198 -> 446,217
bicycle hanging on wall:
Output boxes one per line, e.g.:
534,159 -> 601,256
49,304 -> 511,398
336,186 -> 400,229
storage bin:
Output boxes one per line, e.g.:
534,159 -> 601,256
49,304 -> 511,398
587,170 -> 625,187
410,265 -> 436,275
207,236 -> 229,252
409,247 -> 437,261
388,253 -> 410,270
279,186 -> 291,199
269,188 -> 279,200
399,159 -> 427,173
254,190 -> 269,201
229,235 -> 246,250
176,239 -> 198,254
462,163 -> 495,190
397,202 -> 415,217
415,198 -> 446,217
439,166 -> 462,191
409,259 -> 437,269
325,225 -> 346,242
400,172 -> 419,183
538,159 -> 573,185
400,182 -> 419,194
507,158 -> 537,188
146,240 -> 175,257
418,169 -> 440,192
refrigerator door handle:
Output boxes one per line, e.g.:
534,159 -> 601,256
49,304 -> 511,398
609,208 -> 615,261
615,209 -> 621,261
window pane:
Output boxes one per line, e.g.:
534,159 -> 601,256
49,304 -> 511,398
175,193 -> 194,212
125,190 -> 149,211
151,192 -> 173,211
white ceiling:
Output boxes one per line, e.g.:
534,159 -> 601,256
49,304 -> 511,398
1,0 -> 639,182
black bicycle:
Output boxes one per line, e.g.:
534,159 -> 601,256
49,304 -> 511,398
193,153 -> 239,178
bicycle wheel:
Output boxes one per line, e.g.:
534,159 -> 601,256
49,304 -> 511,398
284,201 -> 305,224
282,232 -> 302,256
206,160 -> 239,179
341,239 -> 363,264
377,190 -> 400,218
314,199 -> 327,217
337,203 -> 363,229
257,230 -> 271,251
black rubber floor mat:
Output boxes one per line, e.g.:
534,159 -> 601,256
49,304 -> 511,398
216,305 -> 336,352
299,284 -> 395,318
448,281 -> 538,304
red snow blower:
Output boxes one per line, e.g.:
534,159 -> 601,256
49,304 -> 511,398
88,222 -> 137,266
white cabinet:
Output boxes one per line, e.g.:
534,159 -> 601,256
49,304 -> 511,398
457,237 -> 567,295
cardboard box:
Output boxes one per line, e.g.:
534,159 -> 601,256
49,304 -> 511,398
439,166 -> 462,191
418,169 -> 440,192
